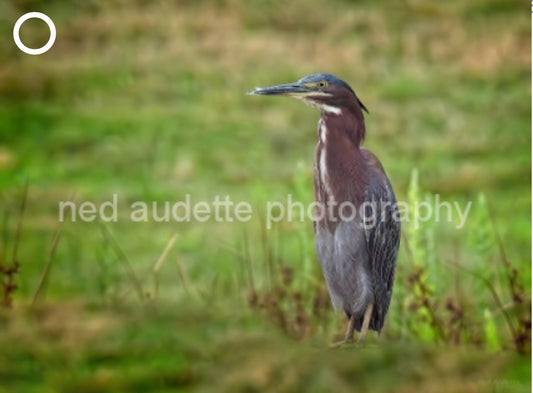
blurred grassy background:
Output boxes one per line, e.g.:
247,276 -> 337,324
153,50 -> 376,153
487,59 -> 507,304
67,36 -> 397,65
0,0 -> 530,391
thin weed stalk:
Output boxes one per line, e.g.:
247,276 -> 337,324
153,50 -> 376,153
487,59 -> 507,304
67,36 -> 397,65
152,233 -> 178,299
32,221 -> 63,306
100,224 -> 145,303
1,183 -> 27,308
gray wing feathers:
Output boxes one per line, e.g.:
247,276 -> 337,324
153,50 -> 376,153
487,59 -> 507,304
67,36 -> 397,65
362,177 -> 401,332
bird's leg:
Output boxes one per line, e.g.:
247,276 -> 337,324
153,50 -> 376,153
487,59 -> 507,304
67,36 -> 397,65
329,315 -> 356,348
330,305 -> 373,348
343,315 -> 356,343
357,303 -> 374,344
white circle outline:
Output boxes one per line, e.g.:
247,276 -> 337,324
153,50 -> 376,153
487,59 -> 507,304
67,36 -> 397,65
13,12 -> 56,55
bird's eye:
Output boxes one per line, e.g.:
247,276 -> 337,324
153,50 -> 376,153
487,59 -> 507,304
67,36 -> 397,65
318,81 -> 327,88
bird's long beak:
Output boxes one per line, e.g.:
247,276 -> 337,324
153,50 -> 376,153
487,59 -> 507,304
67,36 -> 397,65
247,82 -> 310,96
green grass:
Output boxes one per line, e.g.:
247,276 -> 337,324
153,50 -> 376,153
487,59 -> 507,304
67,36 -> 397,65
0,0 -> 530,390
0,301 -> 529,393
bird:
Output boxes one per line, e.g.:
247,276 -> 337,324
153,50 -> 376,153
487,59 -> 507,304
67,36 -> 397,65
249,73 -> 400,344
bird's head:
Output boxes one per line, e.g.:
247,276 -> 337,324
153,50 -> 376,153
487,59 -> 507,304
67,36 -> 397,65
248,73 -> 368,115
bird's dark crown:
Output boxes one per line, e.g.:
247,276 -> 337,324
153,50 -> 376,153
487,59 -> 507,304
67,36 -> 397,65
297,73 -> 357,97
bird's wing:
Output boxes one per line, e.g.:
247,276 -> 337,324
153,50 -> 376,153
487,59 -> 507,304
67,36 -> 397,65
361,149 -> 401,332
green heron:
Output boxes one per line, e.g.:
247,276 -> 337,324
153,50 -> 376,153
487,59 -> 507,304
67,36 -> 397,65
249,73 -> 400,344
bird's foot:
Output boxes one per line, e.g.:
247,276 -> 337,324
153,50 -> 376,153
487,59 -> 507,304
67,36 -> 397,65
329,338 -> 355,349
329,333 -> 369,349
356,336 -> 367,347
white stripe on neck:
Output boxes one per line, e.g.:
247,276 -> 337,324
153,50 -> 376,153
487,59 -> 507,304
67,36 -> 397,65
321,105 -> 341,115
319,119 -> 327,143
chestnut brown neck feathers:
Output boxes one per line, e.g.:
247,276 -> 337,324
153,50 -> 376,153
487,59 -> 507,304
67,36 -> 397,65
314,102 -> 368,227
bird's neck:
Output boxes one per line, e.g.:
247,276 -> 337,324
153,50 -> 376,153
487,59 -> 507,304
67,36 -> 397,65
314,108 -> 368,218
320,107 -> 366,147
